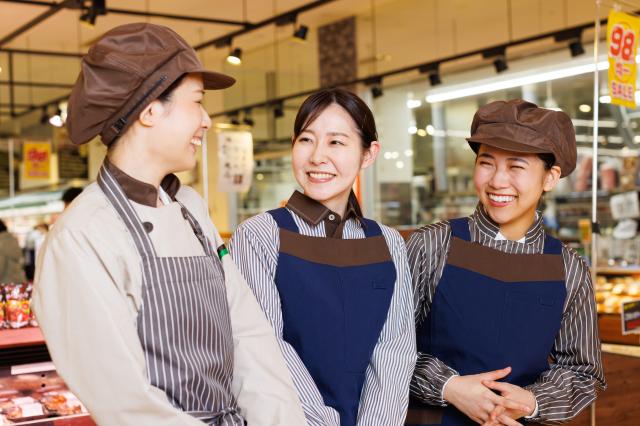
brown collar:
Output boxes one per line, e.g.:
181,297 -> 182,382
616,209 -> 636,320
104,159 -> 181,207
472,203 -> 544,243
286,190 -> 363,226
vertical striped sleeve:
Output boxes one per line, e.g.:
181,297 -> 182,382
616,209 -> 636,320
406,223 -> 458,406
524,248 -> 606,424
229,214 -> 340,426
356,227 -> 417,425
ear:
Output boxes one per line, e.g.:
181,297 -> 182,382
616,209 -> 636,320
361,141 -> 380,170
543,165 -> 561,192
137,99 -> 166,128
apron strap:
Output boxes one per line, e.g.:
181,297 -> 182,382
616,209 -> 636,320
543,233 -> 563,255
361,218 -> 383,238
97,164 -> 158,258
175,200 -> 216,258
267,207 -> 299,233
449,217 -> 471,241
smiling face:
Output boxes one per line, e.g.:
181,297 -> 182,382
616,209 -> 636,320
291,103 -> 379,215
473,144 -> 560,240
150,73 -> 211,174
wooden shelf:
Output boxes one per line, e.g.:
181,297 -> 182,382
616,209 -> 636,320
596,266 -> 640,275
0,327 -> 45,350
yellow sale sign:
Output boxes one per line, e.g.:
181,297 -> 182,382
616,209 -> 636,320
608,10 -> 640,108
23,141 -> 51,180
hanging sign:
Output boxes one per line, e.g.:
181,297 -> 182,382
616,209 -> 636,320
22,141 -> 51,181
216,129 -> 253,192
607,10 -> 640,108
622,299 -> 640,335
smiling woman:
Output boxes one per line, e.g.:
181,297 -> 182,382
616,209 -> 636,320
31,22 -> 305,426
230,88 -> 417,426
406,99 -> 606,426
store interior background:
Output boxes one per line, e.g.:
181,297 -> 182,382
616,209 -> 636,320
1,1 -> 640,424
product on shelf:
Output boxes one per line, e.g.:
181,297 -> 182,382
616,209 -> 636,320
3,284 -> 31,329
595,275 -> 640,314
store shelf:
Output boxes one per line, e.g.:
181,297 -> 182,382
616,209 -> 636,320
596,266 -> 640,275
0,328 -> 45,350
599,314 -> 640,346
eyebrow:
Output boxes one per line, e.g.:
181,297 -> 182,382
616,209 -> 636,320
478,153 -> 529,164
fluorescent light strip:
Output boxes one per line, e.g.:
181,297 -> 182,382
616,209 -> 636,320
426,61 -> 608,103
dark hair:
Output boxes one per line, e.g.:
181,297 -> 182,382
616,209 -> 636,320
538,153 -> 556,170
157,74 -> 188,104
62,187 -> 83,205
293,88 -> 378,149
0,218 -> 7,233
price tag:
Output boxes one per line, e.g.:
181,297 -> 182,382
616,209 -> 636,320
622,299 -> 640,335
608,10 -> 640,108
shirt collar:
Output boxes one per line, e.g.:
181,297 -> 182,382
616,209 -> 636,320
286,190 -> 363,226
104,159 -> 181,207
472,203 -> 544,243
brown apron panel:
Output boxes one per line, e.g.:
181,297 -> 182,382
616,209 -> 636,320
405,407 -> 444,424
279,229 -> 392,267
447,237 -> 565,282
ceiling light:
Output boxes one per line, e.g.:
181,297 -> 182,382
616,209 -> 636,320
80,10 -> 97,27
426,59 -> 609,103
371,85 -> 383,99
274,101 -> 284,119
408,125 -> 418,134
229,113 -> 240,126
569,39 -> 585,57
493,56 -> 508,73
407,99 -> 422,109
40,107 -> 48,125
579,104 -> 591,113
243,109 -> 255,126
419,63 -> 442,86
293,25 -> 308,41
49,108 -> 64,127
227,48 -> 242,65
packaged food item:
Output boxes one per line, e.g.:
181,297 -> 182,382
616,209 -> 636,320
40,392 -> 83,416
26,282 -> 38,327
4,283 -> 31,329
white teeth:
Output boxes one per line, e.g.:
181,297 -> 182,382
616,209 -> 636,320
190,137 -> 202,146
308,172 -> 334,179
488,194 -> 515,203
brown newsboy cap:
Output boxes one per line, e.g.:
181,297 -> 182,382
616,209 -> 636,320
466,99 -> 577,177
67,23 -> 235,146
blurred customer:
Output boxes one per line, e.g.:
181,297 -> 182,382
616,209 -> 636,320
0,218 -> 26,284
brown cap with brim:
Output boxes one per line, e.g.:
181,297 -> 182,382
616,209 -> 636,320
67,22 -> 235,146
466,99 -> 577,177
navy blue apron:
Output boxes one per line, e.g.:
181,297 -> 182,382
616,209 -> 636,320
406,217 -> 566,426
268,207 -> 396,426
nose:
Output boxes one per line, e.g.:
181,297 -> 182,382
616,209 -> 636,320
309,141 -> 328,164
488,166 -> 510,189
201,105 -> 212,130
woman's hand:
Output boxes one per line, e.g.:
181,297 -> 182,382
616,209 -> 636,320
443,367 -> 532,424
482,380 -> 536,425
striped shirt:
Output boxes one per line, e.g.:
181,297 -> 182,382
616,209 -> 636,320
230,191 -> 416,426
406,205 -> 606,424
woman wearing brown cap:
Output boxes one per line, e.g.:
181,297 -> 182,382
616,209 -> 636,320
32,23 -> 305,426
405,100 -> 605,426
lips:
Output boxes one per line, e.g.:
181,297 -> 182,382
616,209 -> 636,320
307,171 -> 336,183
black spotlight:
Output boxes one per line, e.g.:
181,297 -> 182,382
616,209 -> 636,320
227,48 -> 242,65
371,85 -> 383,99
79,0 -> 106,27
274,102 -> 284,119
243,109 -> 255,126
293,25 -> 309,41
493,56 -> 508,73
79,9 -> 97,26
569,39 -> 585,57
429,71 -> 441,86
40,107 -> 48,125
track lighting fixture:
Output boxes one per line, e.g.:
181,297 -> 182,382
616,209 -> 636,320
293,25 -> 308,41
274,102 -> 284,119
227,48 -> 242,65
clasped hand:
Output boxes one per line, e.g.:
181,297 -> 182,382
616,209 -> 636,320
443,366 -> 534,426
